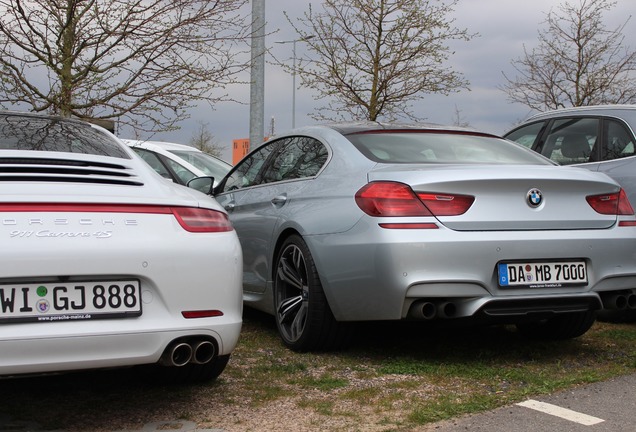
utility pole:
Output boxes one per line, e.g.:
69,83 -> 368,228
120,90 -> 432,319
249,0 -> 265,149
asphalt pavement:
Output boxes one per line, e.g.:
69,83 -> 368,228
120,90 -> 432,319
421,373 -> 636,431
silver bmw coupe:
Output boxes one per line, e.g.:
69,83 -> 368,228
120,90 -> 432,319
214,123 -> 636,351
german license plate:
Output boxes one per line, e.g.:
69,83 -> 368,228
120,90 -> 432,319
0,280 -> 141,323
498,261 -> 587,288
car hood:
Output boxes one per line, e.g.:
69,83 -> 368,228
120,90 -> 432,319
367,163 -> 621,231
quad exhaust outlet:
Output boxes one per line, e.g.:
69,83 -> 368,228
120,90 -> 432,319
601,292 -> 636,311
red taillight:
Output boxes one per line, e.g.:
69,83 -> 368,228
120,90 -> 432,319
355,182 -> 474,217
586,189 -> 635,215
0,203 -> 233,233
171,207 -> 233,233
182,310 -> 224,319
378,222 -> 439,229
0,203 -> 173,214
355,182 -> 431,216
415,193 -> 474,216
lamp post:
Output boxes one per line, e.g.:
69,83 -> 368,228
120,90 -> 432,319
276,35 -> 315,129
250,0 -> 265,150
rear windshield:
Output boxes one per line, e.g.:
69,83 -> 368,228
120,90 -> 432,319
345,131 -> 553,165
0,114 -> 129,158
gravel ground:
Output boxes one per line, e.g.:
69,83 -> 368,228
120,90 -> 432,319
2,313 -> 634,432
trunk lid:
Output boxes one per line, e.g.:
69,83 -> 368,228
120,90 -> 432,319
367,164 -> 620,231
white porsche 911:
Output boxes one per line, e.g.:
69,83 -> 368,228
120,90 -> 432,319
0,111 -> 242,382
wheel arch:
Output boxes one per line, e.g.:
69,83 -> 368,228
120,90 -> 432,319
271,227 -> 303,282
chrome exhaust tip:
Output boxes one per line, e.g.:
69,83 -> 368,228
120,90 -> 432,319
192,340 -> 216,364
161,342 -> 193,367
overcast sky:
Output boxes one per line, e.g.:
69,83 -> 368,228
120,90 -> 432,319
144,0 -> 636,162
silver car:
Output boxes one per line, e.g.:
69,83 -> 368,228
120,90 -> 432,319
504,105 -> 636,321
504,105 -> 636,208
214,123 -> 636,351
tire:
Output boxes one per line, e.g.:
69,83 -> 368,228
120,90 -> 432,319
141,354 -> 231,385
516,311 -> 596,340
274,234 -> 351,352
596,308 -> 636,323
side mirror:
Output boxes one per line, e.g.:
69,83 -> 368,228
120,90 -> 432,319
186,176 -> 214,195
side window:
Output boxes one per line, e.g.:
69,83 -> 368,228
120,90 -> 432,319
132,148 -> 173,181
541,118 -> 599,165
261,136 -> 328,183
604,119 -> 635,161
505,121 -> 546,149
221,142 -> 277,192
161,156 -> 197,184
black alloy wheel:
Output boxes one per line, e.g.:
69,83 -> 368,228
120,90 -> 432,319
274,235 -> 350,352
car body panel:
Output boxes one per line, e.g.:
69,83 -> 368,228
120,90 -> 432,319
367,163 -> 618,230
306,220 -> 636,321
0,112 -> 242,377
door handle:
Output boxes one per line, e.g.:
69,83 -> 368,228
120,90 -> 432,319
271,195 -> 287,206
224,202 -> 236,212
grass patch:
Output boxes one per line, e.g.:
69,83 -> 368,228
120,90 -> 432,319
224,312 -> 636,429
1,310 -> 634,432
295,374 -> 349,391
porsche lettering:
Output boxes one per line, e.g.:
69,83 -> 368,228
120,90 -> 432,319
2,218 -> 138,226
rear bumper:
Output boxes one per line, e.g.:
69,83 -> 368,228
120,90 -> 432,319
0,226 -> 244,376
306,220 -> 636,321
0,320 -> 242,375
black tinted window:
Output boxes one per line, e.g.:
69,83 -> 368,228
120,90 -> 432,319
0,114 -> 129,158
604,119 -> 635,161
540,118 -> 598,165
261,136 -> 328,183
221,142 -> 277,191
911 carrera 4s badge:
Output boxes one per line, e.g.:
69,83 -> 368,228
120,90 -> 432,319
526,188 -> 542,207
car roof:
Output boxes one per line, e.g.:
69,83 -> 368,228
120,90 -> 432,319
123,139 -> 205,153
320,121 -> 485,136
525,104 -> 636,122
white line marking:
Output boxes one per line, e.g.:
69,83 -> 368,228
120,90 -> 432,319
516,400 -> 605,426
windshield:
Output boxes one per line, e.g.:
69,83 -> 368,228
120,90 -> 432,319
345,131 -> 554,165
169,150 -> 231,179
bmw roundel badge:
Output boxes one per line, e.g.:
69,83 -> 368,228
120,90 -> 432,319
527,188 -> 543,207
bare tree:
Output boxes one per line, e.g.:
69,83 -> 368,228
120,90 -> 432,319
286,0 -> 473,122
451,105 -> 470,128
502,0 -> 636,111
0,0 -> 250,134
189,121 -> 223,157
